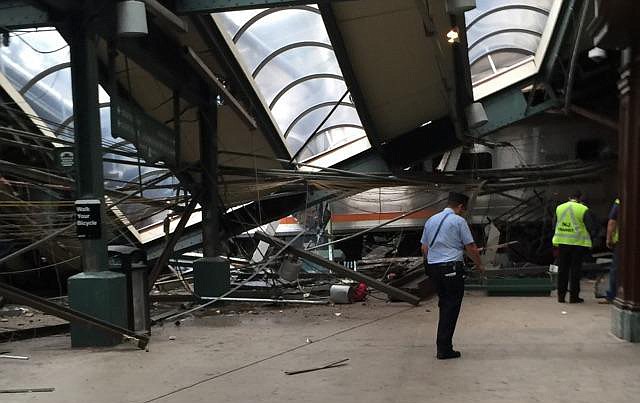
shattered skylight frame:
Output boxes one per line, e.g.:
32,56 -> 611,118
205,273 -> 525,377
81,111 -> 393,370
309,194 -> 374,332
466,0 -> 564,100
213,5 -> 371,166
0,29 -> 182,243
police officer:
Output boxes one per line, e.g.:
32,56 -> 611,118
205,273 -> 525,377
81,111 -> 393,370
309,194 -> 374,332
552,191 -> 596,303
420,192 -> 484,360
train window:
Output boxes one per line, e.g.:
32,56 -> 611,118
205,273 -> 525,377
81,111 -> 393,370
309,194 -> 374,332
457,152 -> 493,170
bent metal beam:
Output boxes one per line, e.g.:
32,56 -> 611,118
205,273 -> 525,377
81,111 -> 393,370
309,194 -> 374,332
253,232 -> 421,306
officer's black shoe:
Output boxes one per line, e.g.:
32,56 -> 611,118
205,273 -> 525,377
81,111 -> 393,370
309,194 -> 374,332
437,350 -> 461,360
569,297 -> 584,304
558,293 -> 566,303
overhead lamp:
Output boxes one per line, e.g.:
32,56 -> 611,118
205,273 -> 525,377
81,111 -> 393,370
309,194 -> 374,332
465,102 -> 488,129
447,27 -> 460,44
588,47 -> 607,62
117,1 -> 149,37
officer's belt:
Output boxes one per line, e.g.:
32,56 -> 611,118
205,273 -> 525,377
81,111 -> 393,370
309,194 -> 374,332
428,261 -> 464,269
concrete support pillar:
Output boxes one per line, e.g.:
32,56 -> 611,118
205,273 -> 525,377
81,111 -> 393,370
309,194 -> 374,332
67,5 -> 127,347
612,46 -> 640,341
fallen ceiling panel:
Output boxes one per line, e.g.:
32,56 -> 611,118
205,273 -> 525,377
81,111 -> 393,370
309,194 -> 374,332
325,0 -> 457,142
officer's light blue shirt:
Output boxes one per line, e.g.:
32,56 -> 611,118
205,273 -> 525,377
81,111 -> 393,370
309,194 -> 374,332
420,208 -> 475,264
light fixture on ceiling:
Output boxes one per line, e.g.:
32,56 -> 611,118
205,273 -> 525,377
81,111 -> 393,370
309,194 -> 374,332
117,1 -> 149,37
588,47 -> 607,62
446,27 -> 460,44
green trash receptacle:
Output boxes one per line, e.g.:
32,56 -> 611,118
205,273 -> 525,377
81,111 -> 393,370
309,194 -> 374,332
194,257 -> 230,297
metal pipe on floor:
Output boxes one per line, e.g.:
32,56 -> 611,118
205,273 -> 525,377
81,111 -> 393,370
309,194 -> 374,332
0,282 -> 149,349
200,297 -> 329,305
254,232 -> 421,306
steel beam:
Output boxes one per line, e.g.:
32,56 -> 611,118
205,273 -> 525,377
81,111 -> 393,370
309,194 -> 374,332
145,188 -> 340,260
147,192 -> 202,289
175,0 -> 353,14
472,87 -> 559,137
199,92 -> 220,257
0,282 -> 148,349
254,232 -> 421,305
319,3 -> 381,149
26,0 -> 77,12
115,22 -> 206,108
0,0 -> 49,29
184,46 -> 257,129
541,0 -> 576,82
141,0 -> 189,33
380,117 -> 460,168
190,15 -> 291,161
69,9 -> 108,273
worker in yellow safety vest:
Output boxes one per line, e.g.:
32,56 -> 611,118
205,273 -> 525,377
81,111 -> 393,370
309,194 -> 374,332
552,190 -> 596,303
603,198 -> 620,303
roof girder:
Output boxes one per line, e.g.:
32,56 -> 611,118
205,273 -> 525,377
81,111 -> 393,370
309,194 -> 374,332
174,0 -> 355,14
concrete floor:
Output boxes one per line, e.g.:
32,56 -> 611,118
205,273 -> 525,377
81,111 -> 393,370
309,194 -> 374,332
2,285 -> 639,403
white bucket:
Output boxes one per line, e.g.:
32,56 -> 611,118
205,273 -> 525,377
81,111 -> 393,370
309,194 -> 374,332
329,285 -> 353,304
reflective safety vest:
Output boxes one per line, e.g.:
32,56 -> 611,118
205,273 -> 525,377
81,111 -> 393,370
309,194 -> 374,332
612,198 -> 620,245
552,200 -> 592,248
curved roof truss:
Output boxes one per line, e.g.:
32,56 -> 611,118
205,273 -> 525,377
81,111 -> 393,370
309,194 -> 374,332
466,4 -> 550,29
19,62 -> 71,95
233,5 -> 320,43
468,28 -> 543,51
268,73 -> 345,110
284,101 -> 355,138
252,41 -> 333,78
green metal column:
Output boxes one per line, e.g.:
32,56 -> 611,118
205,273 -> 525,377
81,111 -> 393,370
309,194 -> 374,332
69,6 -> 106,272
67,4 -> 127,347
199,93 -> 219,257
194,92 -> 230,296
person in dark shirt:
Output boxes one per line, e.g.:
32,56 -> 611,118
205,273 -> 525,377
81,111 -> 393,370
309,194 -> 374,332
420,192 -> 484,359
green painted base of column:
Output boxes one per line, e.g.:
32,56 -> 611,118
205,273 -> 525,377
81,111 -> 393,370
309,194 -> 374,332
68,271 -> 127,347
194,257 -> 230,297
611,305 -> 640,342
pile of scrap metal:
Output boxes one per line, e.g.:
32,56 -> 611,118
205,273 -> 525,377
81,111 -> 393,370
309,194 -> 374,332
149,232 -> 421,312
350,257 -> 432,299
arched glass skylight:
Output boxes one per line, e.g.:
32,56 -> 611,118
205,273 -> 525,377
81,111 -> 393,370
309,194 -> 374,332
215,6 -> 370,162
0,29 -> 180,235
466,0 -> 555,85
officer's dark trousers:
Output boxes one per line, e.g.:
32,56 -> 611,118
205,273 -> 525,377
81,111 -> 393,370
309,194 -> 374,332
557,244 -> 587,301
430,263 -> 465,353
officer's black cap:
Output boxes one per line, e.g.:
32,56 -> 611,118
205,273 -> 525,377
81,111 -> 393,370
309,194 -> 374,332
448,192 -> 469,207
